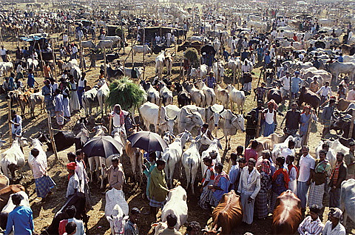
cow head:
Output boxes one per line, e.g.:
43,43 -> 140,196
106,204 -> 128,235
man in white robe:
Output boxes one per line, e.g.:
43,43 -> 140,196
238,158 -> 261,224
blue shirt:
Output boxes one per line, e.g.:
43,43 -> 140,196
272,169 -> 288,196
5,206 -> 34,235
204,76 -> 216,88
229,165 -> 240,190
291,77 -> 302,93
264,54 -> 271,64
213,175 -> 229,202
338,56 -> 343,62
27,74 -> 35,88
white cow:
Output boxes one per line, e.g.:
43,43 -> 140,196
213,61 -> 225,83
132,45 -> 152,55
213,38 -> 221,54
62,59 -> 79,71
214,84 -> 229,108
97,83 -> 110,116
28,138 -> 47,172
184,82 -> 205,107
97,40 -> 114,49
165,105 -> 181,132
340,179 -> 355,226
0,138 -> 25,180
140,81 -> 160,105
83,87 -> 98,116
28,92 -> 44,117
162,131 -> 192,187
0,62 -> 13,76
218,109 -> 245,149
190,64 -> 208,79
103,36 -> 121,45
315,141 -> 337,170
158,82 -> 173,106
226,85 -> 245,113
182,138 -> 200,194
26,58 -> 39,70
195,80 -> 216,107
139,102 -> 175,134
2,191 -> 30,218
228,57 -> 242,71
105,188 -> 129,235
328,61 -> 355,81
178,106 -> 204,133
200,135 -> 222,178
155,51 -> 165,78
271,135 -> 302,162
161,186 -> 188,230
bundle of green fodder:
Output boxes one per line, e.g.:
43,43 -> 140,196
184,47 -> 200,68
107,77 -> 145,111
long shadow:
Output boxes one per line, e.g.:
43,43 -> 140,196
87,215 -> 110,235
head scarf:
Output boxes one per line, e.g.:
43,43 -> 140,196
261,159 -> 271,175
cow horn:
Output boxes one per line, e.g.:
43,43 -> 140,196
165,116 -> 168,121
217,136 -> 225,140
174,116 -> 177,121
219,108 -> 225,114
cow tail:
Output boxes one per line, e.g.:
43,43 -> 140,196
188,158 -> 192,183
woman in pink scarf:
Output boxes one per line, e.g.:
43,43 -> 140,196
208,163 -> 230,207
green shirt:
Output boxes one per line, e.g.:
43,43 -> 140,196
149,167 -> 169,202
344,152 -> 355,175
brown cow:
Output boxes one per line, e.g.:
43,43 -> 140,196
272,190 -> 302,235
206,190 -> 242,235
336,98 -> 355,111
253,133 -> 288,155
0,184 -> 25,211
0,175 -> 9,191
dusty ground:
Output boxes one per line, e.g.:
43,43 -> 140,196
0,4 -> 354,235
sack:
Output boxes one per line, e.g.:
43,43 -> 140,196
310,121 -> 317,133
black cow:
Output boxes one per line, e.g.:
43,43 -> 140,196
330,117 -> 355,139
267,88 -> 283,104
153,43 -> 167,54
177,41 -> 202,52
38,131 -> 76,152
106,53 -> 119,63
298,87 -> 321,112
41,193 -> 88,235
106,66 -> 124,80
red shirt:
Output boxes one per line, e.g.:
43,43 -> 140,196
245,148 -> 258,162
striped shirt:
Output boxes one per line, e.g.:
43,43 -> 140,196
298,216 -> 324,235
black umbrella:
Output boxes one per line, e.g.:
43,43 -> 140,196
83,136 -> 124,158
128,131 -> 167,152
201,45 -> 216,55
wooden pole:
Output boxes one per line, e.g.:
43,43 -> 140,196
157,97 -> 162,133
103,47 -> 107,78
233,66 -> 236,85
142,27 -> 145,80
47,112 -> 58,160
8,99 -> 12,143
37,41 -> 45,77
349,110 -> 355,138
51,39 -> 57,79
256,110 -> 262,137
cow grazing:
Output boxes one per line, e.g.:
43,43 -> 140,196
97,83 -> 110,116
297,87 -> 321,112
182,138 -> 200,194
207,190 -> 242,235
272,190 -> 302,234
105,188 -> 129,235
226,85 -> 245,113
340,179 -> 355,226
0,138 -> 25,181
161,186 -> 188,230
162,131 -> 192,188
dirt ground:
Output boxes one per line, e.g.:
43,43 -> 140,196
0,4 -> 354,235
